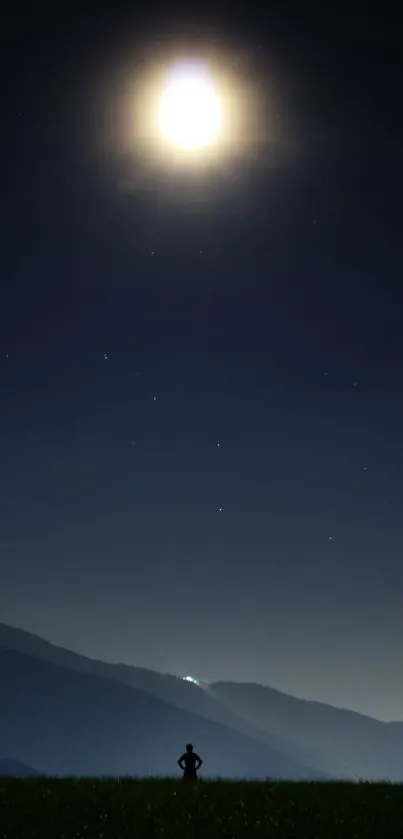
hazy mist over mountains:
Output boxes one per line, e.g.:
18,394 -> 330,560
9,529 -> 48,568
1,623 -> 402,780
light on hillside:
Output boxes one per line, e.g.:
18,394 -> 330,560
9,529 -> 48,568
183,676 -> 200,685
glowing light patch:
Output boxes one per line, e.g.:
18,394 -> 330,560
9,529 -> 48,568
158,61 -> 222,150
183,676 -> 200,685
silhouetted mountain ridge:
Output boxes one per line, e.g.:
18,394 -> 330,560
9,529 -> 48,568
0,757 -> 40,777
0,646 -> 321,778
1,623 -> 403,779
210,681 -> 403,780
0,622 -> 324,774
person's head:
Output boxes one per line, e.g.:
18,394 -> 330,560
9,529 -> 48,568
186,743 -> 193,752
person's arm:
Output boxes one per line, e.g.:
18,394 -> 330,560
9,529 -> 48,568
195,754 -> 203,770
178,754 -> 185,769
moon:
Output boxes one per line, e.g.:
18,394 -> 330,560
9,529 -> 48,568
157,61 -> 222,151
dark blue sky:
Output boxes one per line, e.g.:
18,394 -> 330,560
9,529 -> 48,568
1,1 -> 403,720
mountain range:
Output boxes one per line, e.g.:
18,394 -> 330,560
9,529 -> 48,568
0,622 -> 402,779
0,757 -> 39,777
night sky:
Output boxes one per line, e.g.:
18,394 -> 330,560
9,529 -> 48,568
2,2 -> 403,722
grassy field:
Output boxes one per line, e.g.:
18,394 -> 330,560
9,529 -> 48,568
0,777 -> 402,838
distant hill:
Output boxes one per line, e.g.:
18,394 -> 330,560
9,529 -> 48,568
210,681 -> 403,780
0,757 -> 39,777
0,647 -> 319,779
0,622 -> 325,776
2,622 -> 403,779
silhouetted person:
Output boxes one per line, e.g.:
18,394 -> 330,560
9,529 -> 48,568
177,743 -> 202,780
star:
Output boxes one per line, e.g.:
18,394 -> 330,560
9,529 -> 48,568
153,395 -> 157,401
214,441 -> 221,448
218,506 -> 224,513
352,381 -> 358,387
150,250 -> 155,256
328,535 -> 334,542
102,353 -> 108,360
363,465 -> 371,472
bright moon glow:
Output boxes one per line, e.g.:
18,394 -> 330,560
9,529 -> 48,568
158,62 -> 222,151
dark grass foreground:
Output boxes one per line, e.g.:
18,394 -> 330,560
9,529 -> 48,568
1,777 -> 403,838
